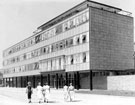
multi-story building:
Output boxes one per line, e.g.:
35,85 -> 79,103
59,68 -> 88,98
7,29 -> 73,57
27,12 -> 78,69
2,0 -> 134,90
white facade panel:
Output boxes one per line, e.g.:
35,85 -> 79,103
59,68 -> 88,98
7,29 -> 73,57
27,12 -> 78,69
65,62 -> 89,72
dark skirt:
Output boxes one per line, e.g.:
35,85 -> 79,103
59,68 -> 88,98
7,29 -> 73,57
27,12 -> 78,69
27,92 -> 32,99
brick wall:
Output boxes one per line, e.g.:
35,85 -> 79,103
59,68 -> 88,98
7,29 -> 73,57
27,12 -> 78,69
90,7 -> 134,70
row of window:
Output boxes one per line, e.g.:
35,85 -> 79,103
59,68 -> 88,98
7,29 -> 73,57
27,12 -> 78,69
4,51 -> 89,74
3,31 -> 89,66
4,10 -> 89,57
4,62 -> 39,74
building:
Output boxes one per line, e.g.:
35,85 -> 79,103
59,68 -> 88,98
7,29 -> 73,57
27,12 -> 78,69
0,69 -> 3,86
2,0 -> 134,90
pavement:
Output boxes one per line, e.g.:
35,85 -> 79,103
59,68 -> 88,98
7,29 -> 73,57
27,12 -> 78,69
0,87 -> 135,105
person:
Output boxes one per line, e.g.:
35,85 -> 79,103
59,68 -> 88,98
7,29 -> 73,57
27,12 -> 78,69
36,82 -> 43,103
68,83 -> 75,102
42,83 -> 46,102
26,82 -> 33,103
63,83 -> 69,101
42,82 -> 50,103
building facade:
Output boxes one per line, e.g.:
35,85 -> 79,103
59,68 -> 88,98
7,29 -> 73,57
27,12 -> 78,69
2,0 -> 134,90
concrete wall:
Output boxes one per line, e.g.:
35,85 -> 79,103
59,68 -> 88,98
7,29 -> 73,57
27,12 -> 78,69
107,75 -> 135,91
80,72 -> 107,89
90,7 -> 134,70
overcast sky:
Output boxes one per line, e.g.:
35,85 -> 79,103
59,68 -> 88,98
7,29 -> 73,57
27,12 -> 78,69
0,0 -> 134,69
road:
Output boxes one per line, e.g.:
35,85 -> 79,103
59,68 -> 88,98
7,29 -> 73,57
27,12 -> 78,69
0,87 -> 135,105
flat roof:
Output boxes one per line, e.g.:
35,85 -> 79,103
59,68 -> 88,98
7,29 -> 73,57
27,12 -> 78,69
37,0 -> 122,31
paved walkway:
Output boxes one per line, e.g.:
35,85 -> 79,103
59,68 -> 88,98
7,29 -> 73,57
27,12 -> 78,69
0,87 -> 135,105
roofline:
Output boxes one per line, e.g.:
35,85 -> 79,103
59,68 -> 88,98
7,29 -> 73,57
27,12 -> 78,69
87,0 -> 121,11
37,0 -> 87,29
37,0 -> 122,30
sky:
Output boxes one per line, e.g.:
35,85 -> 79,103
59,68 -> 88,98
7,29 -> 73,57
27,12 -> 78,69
0,0 -> 134,69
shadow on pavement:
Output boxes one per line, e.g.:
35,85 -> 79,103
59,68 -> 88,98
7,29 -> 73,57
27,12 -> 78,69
30,101 -> 57,104
66,100 -> 82,102
48,101 -> 57,103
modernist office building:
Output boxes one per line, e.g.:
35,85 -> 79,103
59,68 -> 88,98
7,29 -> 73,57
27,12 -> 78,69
3,0 -> 134,90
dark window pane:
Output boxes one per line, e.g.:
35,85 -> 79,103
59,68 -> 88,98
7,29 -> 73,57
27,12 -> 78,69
82,35 -> 86,43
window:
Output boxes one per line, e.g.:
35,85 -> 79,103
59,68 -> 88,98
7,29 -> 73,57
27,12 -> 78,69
47,60 -> 51,71
70,55 -> 74,65
82,52 -> 86,63
16,56 -> 20,62
49,45 -> 52,53
21,65 -> 25,72
46,46 -> 50,53
30,38 -> 35,45
56,58 -> 59,70
59,41 -> 64,50
69,38 -> 73,46
23,54 -> 26,60
34,62 -> 39,70
75,16 -> 79,26
51,44 -> 54,52
82,35 -> 87,43
56,24 -> 63,34
61,57 -> 65,69
63,22 -> 68,31
86,11 -> 89,20
49,28 -> 55,37
52,59 -> 56,70
42,47 -> 46,54
34,50 -> 38,57
35,34 -> 41,43
31,51 -> 35,57
76,36 -> 80,45
42,31 -> 48,40
69,19 -> 74,28
74,54 -> 80,64
78,14 -> 83,24
55,43 -> 59,51
26,52 -> 31,59
86,52 -> 89,62
82,13 -> 87,22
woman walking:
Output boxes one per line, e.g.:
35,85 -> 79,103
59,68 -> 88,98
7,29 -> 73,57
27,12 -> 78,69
68,83 -> 75,102
43,83 -> 50,103
42,83 -> 46,102
63,83 -> 69,101
36,82 -> 43,103
26,82 -> 33,103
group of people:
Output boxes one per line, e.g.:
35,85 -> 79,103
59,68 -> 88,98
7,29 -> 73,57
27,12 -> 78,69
26,82 -> 50,103
26,82 -> 75,103
63,83 -> 75,102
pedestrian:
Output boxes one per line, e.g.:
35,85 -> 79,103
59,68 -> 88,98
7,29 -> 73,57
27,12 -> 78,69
63,83 -> 69,101
42,83 -> 46,102
26,82 -> 33,103
36,82 -> 43,103
42,82 -> 50,103
68,83 -> 75,102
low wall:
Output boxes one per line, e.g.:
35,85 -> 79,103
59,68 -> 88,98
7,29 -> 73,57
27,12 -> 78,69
107,75 -> 135,91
